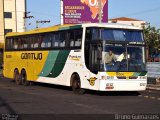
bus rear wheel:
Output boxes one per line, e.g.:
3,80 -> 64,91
14,70 -> 21,85
71,74 -> 85,95
21,70 -> 29,86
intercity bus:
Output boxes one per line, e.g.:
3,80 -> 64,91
3,23 -> 147,94
0,42 -> 4,69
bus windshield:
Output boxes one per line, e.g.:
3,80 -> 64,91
100,29 -> 145,72
85,27 -> 146,73
103,45 -> 146,72
101,29 -> 144,42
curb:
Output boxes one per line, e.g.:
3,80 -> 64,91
146,87 -> 160,91
146,85 -> 160,91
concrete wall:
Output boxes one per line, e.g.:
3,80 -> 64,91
147,62 -> 160,84
4,0 -> 17,32
16,0 -> 25,32
108,20 -> 146,28
147,62 -> 160,78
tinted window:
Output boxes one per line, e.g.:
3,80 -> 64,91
4,29 -> 12,35
101,29 -> 143,42
4,12 -> 12,18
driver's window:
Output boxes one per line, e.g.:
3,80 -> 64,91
103,45 -> 126,71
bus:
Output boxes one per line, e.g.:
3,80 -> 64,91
3,23 -> 147,94
0,42 -> 4,69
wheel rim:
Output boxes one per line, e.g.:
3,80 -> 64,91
21,74 -> 27,85
15,72 -> 21,84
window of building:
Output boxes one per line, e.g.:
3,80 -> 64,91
4,12 -> 12,18
4,29 -> 12,35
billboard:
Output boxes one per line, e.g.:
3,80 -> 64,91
62,0 -> 108,24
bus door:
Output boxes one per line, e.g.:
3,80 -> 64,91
89,43 -> 102,74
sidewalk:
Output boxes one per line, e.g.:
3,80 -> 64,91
147,84 -> 160,91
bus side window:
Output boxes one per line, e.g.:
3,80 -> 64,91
23,37 -> 28,49
68,31 -> 75,47
18,37 -> 24,49
41,34 -> 52,48
47,34 -> 52,48
13,38 -> 18,49
59,32 -> 66,47
54,33 -> 60,47
75,30 -> 82,47
6,37 -> 13,50
31,35 -> 39,49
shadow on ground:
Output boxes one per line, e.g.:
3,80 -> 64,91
33,82 -> 140,96
0,96 -> 17,114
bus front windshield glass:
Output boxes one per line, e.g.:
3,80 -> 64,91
100,29 -> 145,72
103,45 -> 145,72
101,29 -> 144,42
85,27 -> 146,73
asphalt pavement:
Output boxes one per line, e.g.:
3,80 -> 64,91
0,74 -> 160,120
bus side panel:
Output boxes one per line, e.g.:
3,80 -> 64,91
3,51 -> 49,81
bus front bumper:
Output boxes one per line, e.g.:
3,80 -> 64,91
99,80 -> 147,91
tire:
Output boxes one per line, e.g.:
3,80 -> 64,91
71,74 -> 85,95
14,70 -> 22,85
12,70 -> 17,82
21,70 -> 29,86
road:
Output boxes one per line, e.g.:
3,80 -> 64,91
0,76 -> 160,120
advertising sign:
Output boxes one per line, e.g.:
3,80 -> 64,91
62,0 -> 108,24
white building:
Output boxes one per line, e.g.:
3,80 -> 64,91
0,0 -> 26,43
109,17 -> 146,28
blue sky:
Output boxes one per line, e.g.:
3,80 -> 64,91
26,0 -> 160,29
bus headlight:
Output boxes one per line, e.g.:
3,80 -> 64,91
101,76 -> 107,80
139,76 -> 147,79
101,76 -> 114,80
140,83 -> 146,86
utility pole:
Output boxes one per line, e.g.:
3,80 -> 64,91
36,20 -> 50,28
24,12 -> 34,31
98,0 -> 102,23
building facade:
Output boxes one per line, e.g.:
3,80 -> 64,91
109,17 -> 146,28
0,0 -> 26,68
0,0 -> 26,44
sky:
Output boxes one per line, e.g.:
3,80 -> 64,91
26,0 -> 160,30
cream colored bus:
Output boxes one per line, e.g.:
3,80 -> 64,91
3,23 -> 147,94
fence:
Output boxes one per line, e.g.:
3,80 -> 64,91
146,62 -> 160,84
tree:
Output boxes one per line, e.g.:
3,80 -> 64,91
143,23 -> 160,55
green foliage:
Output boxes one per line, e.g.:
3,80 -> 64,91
143,24 -> 160,53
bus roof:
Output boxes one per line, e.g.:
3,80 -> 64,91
6,24 -> 82,37
82,23 -> 143,30
6,23 -> 142,37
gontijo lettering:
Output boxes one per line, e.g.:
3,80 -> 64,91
21,53 -> 42,60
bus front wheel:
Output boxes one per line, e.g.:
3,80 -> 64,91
14,70 -> 21,85
71,74 -> 85,95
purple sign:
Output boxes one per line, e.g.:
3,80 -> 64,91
63,0 -> 108,24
